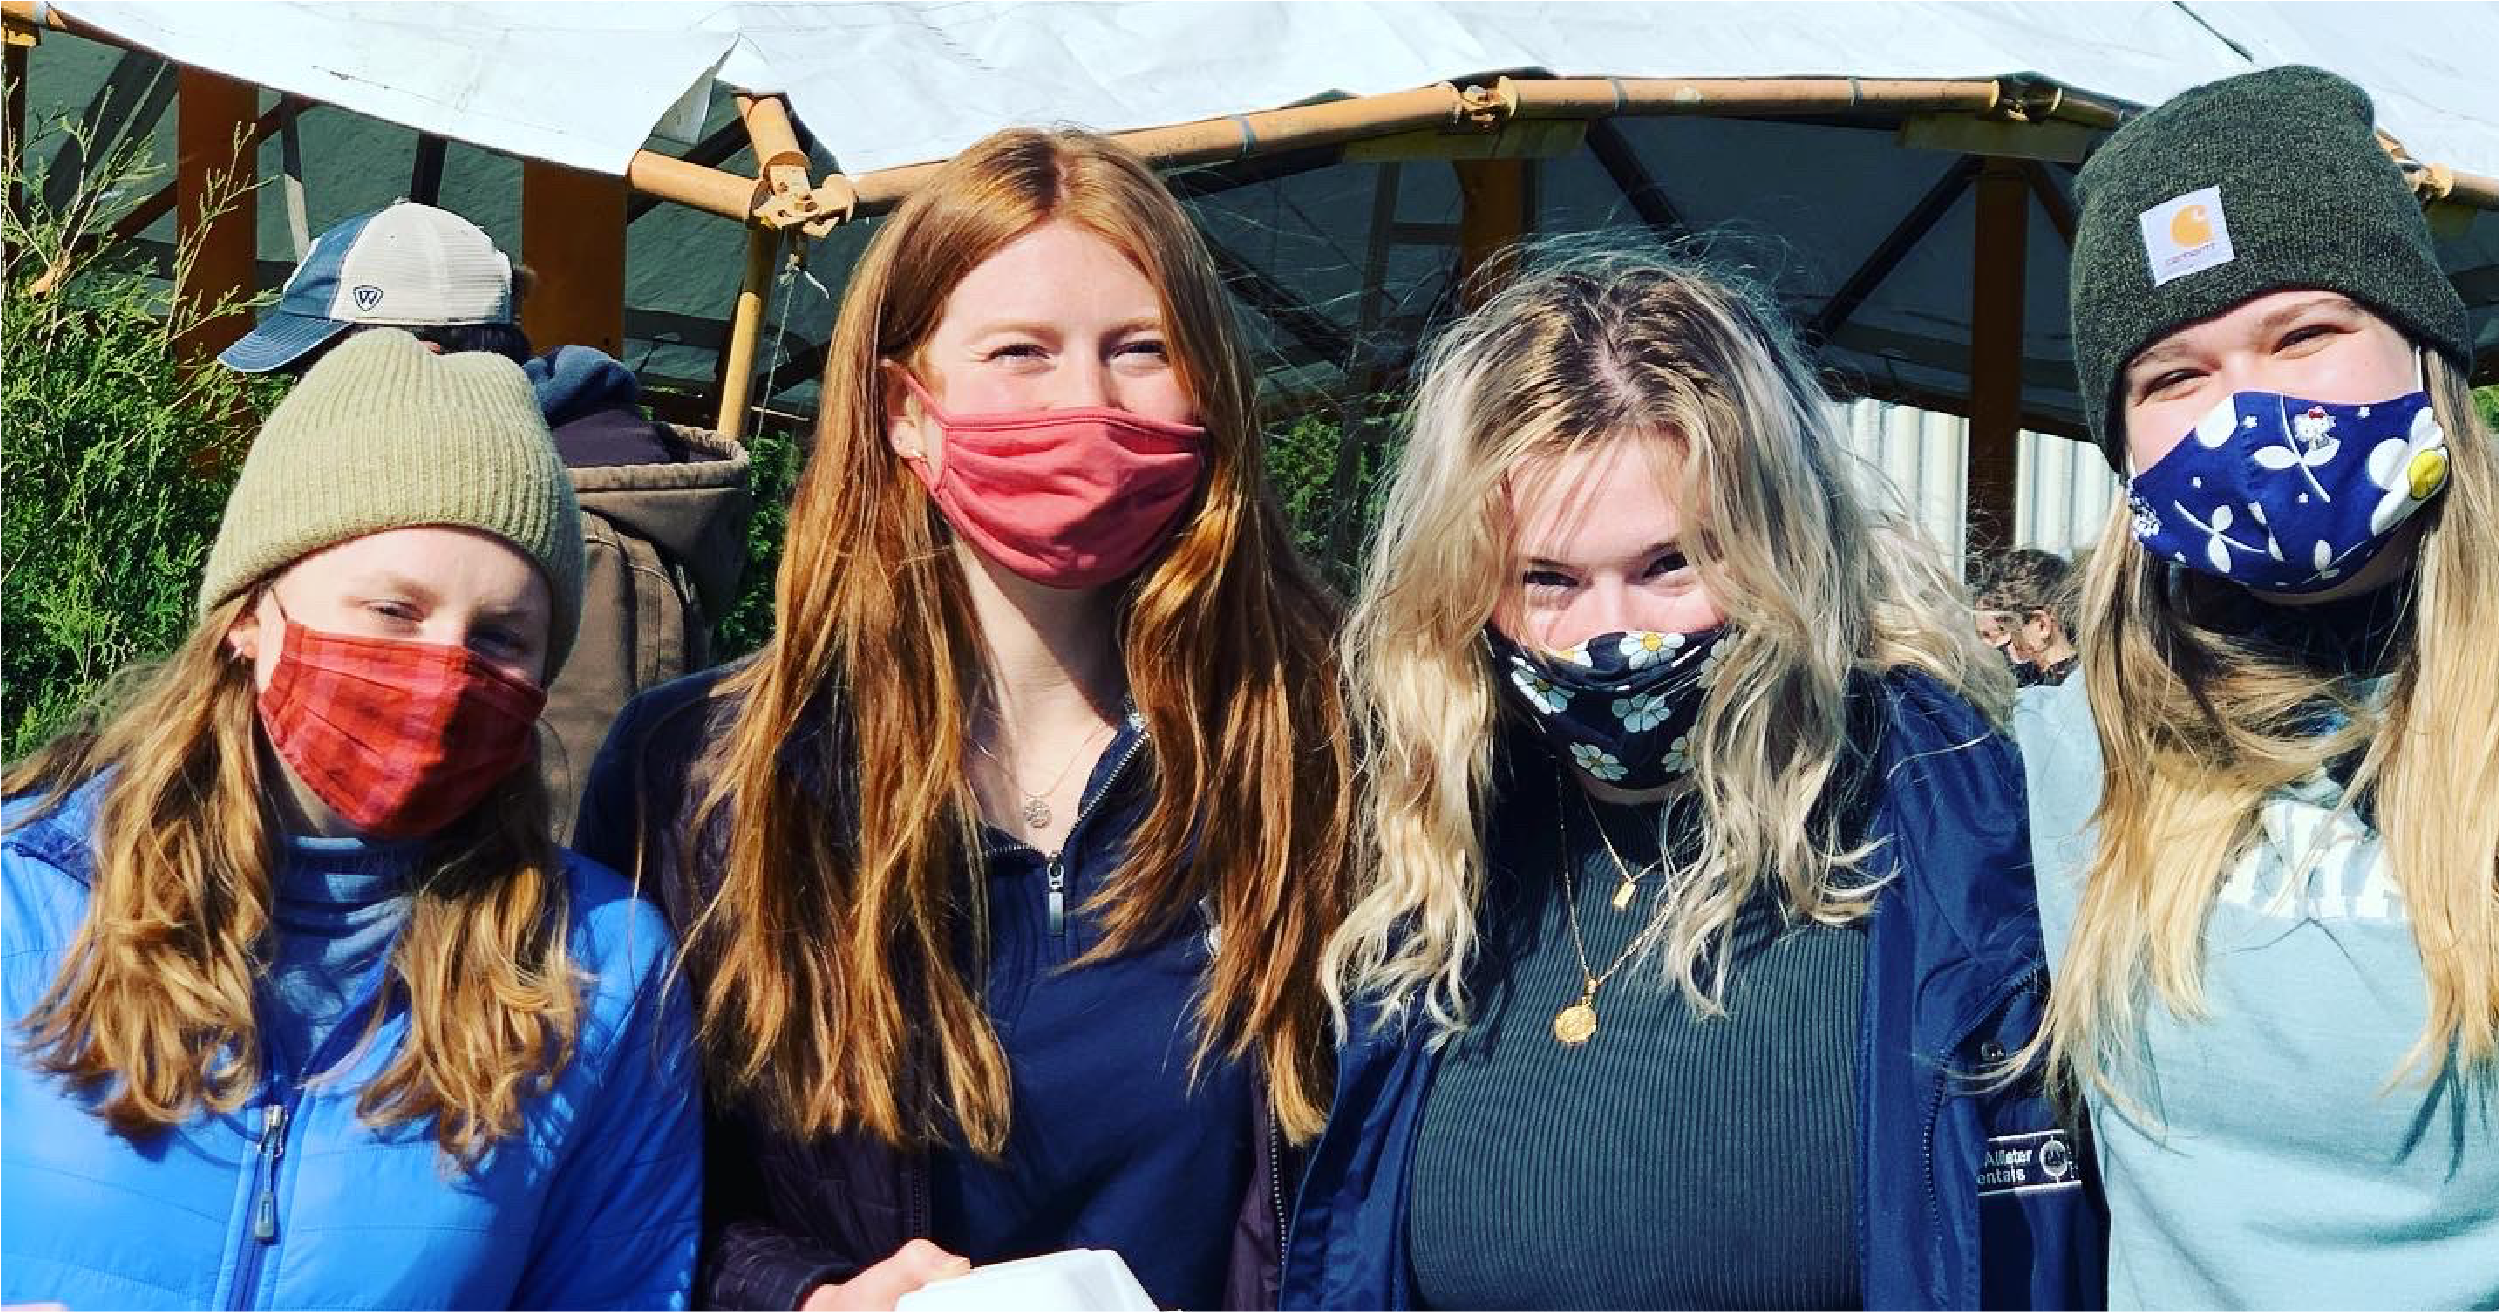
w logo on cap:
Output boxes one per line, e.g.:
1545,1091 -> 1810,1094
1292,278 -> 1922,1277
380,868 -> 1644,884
351,285 -> 386,312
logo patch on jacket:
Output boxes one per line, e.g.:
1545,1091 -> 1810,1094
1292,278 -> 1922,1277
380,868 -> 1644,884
1978,1129 -> 2082,1196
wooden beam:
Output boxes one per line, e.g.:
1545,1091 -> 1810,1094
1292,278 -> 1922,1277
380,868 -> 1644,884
1585,118 -> 1687,239
44,48 -> 173,216
409,133 -> 447,206
1810,155 -> 1980,344
520,158 -> 627,355
2022,160 -> 2077,248
1204,238 -> 1353,365
174,66 -> 257,362
1454,156 -> 1532,309
1966,157 -> 2029,560
1164,143 -> 1345,201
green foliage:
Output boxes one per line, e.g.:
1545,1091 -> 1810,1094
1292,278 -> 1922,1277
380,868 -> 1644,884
711,418 -> 806,660
2,133 -> 282,759
1262,395 -> 1405,591
2475,385 -> 2496,430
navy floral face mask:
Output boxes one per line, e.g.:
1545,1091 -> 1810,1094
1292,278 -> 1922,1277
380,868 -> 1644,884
1487,625 -> 1729,791
2128,377 -> 2449,593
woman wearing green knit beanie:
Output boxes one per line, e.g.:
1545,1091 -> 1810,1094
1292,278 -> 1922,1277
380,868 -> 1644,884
1,329 -> 701,1309
2015,65 -> 2497,1309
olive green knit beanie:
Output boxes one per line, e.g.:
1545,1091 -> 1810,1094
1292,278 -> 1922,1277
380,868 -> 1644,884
199,328 -> 585,675
2069,64 -> 2471,469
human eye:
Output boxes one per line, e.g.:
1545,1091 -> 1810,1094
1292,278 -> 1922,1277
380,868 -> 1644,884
1642,551 -> 1689,579
983,341 -> 1049,368
2132,366 -> 2203,403
1522,567 -> 1577,596
365,598 -> 421,626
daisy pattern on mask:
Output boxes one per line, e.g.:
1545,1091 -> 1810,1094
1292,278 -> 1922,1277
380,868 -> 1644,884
1569,743 -> 1628,782
2364,407 -> 2449,534
1661,732 -> 1695,777
1510,660 -> 1568,714
1613,689 -> 1671,733
1693,641 -> 1730,690
1617,630 -> 1683,669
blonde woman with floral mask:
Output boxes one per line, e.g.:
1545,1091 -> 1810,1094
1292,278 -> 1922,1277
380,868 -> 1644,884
1283,254 -> 2105,1311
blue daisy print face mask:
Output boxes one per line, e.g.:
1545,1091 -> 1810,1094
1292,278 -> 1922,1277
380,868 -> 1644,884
2127,366 -> 2448,594
1487,625 -> 1728,791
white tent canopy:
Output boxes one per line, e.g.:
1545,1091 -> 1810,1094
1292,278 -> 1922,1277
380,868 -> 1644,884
16,0 -> 2496,444
39,0 -> 2500,178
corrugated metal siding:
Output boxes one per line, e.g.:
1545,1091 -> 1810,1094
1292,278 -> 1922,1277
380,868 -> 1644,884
1839,400 -> 2120,580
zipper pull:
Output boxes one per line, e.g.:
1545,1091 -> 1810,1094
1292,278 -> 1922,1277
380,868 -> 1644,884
253,1103 -> 288,1243
1045,856 -> 1067,941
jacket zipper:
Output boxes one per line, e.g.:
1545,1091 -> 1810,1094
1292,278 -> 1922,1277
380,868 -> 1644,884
1267,1109 -> 1289,1271
226,966 -> 397,1310
1045,854 -> 1068,941
226,1076 -> 295,1310
1920,962 -> 2047,1297
1024,727 -> 1148,946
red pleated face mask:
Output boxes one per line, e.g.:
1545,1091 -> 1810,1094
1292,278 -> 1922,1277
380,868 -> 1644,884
255,610 -> 548,840
897,370 -> 1207,588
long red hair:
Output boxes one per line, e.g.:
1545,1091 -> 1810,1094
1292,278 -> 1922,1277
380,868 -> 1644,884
680,128 -> 1354,1152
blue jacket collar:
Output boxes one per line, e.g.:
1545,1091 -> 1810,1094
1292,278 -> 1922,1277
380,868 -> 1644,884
3,773 -> 114,883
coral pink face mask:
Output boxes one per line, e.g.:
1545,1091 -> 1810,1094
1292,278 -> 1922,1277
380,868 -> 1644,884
897,371 -> 1207,589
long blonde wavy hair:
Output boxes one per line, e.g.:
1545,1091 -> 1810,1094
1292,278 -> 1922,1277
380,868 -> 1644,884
2037,352 -> 2497,1104
679,128 -> 1354,1152
7,592 -> 580,1164
1325,253 -> 2008,1038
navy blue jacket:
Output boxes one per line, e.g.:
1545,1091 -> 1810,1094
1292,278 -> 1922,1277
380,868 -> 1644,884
1282,673 -> 2107,1310
573,665 -> 1289,1310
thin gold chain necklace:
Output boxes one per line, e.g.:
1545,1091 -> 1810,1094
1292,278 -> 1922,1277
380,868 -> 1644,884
1550,788 -> 1657,1048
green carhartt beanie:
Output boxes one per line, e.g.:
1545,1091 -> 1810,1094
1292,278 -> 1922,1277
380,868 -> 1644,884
199,328 -> 586,675
2069,64 -> 2471,469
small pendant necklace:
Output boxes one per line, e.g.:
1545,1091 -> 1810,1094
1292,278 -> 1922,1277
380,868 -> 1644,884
1550,783 -> 1658,1048
972,718 -> 1115,830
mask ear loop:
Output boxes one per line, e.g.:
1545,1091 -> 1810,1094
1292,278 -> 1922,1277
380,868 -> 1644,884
256,589 -> 300,665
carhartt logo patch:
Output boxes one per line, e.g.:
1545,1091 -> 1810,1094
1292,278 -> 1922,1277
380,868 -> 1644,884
1978,1129 -> 2082,1196
2140,186 -> 2235,286
351,284 -> 386,312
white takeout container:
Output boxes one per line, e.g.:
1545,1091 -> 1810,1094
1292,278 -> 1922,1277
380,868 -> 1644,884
895,1249 -> 1160,1313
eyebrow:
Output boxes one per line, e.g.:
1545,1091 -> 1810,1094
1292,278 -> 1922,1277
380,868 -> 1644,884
350,573 -> 535,622
2127,340 -> 2196,373
2130,293 -> 2357,376
1521,541 -> 1681,568
351,572 -> 440,603
2252,293 -> 2358,336
963,317 -> 1164,339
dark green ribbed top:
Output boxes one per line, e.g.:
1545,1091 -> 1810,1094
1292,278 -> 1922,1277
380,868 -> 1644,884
1408,774 -> 1866,1311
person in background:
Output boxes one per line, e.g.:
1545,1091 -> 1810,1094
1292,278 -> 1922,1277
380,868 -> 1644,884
2022,64 -> 2496,1309
1285,253 -> 2103,1311
1977,548 -> 2081,686
218,200 -> 752,833
2,330 -> 699,1309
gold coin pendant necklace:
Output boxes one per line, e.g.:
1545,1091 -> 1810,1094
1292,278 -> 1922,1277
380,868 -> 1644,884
1551,785 -> 1659,1048
973,718 -> 1115,830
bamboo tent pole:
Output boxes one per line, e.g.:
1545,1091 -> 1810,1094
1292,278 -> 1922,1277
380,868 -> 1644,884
715,227 -> 777,435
